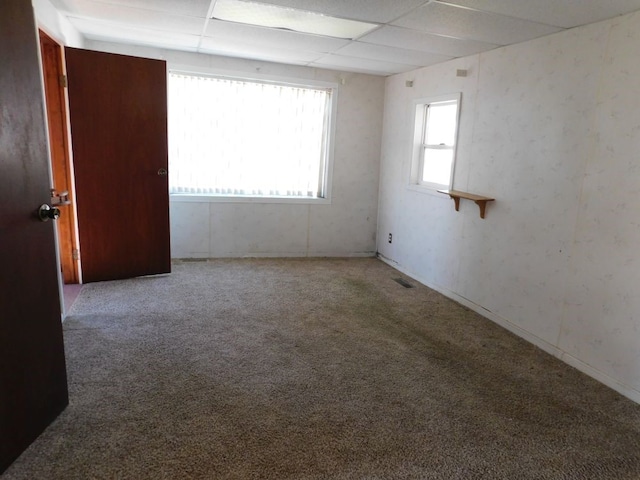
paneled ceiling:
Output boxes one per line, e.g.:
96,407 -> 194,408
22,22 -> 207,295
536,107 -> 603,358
49,0 -> 640,76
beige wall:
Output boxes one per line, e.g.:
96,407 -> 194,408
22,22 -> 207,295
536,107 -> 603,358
377,11 -> 640,403
33,0 -> 84,47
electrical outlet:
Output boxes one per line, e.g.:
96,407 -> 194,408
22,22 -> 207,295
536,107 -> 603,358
388,233 -> 392,243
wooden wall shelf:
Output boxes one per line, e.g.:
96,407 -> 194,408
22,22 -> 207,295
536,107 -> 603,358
437,189 -> 495,219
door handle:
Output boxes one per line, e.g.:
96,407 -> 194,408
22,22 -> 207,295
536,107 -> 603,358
38,204 -> 61,222
157,168 -> 167,176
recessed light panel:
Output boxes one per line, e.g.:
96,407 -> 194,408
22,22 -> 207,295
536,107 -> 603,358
211,0 -> 378,39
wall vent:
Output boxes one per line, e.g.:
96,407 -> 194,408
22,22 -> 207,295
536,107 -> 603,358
394,277 -> 414,288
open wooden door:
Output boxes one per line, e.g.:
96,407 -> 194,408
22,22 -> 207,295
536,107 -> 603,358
65,48 -> 171,283
0,0 -> 69,473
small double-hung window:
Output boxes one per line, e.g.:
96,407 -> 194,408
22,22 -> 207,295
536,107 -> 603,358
411,93 -> 461,190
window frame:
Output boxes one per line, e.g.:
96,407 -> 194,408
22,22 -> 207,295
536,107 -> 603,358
409,92 -> 461,193
167,66 -> 339,205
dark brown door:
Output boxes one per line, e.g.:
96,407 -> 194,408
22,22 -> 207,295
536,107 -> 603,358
65,48 -> 171,283
0,0 -> 69,473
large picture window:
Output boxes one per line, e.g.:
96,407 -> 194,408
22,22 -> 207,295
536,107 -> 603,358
168,72 -> 335,200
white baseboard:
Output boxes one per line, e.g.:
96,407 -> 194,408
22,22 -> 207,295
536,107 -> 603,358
377,254 -> 640,405
173,251 -> 377,259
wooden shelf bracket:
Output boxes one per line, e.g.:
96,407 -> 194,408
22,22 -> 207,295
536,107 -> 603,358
437,189 -> 495,219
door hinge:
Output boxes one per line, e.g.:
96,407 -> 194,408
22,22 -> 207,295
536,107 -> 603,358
72,249 -> 80,260
59,74 -> 68,88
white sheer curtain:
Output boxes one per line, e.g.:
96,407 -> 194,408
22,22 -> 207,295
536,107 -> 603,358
168,72 -> 330,197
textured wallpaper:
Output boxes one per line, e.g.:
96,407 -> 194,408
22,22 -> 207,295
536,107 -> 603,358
377,11 -> 640,403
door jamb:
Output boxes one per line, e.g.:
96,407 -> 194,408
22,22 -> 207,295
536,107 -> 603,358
38,29 -> 82,288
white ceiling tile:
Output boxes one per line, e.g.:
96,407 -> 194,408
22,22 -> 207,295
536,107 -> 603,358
51,0 -> 206,35
359,25 -> 500,57
211,0 -> 379,39
48,0 -> 640,76
392,1 -> 563,45
442,0 -> 640,29
335,41 -> 453,66
50,0 -> 211,18
312,54 -> 417,75
254,0 -> 429,23
205,19 -> 350,53
70,17 -> 201,49
199,36 -> 323,64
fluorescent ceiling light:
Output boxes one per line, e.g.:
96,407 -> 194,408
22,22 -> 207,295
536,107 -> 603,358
211,0 -> 378,39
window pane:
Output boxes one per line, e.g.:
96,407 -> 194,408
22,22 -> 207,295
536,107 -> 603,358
168,73 -> 330,198
421,147 -> 453,186
424,101 -> 457,146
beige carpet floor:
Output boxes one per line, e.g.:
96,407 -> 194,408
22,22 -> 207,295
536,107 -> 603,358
3,258 -> 640,479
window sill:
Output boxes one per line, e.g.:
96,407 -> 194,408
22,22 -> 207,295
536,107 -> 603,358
406,184 -> 449,198
169,194 -> 331,205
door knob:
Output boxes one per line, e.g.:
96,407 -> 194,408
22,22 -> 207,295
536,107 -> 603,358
157,168 -> 167,176
38,204 -> 61,222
